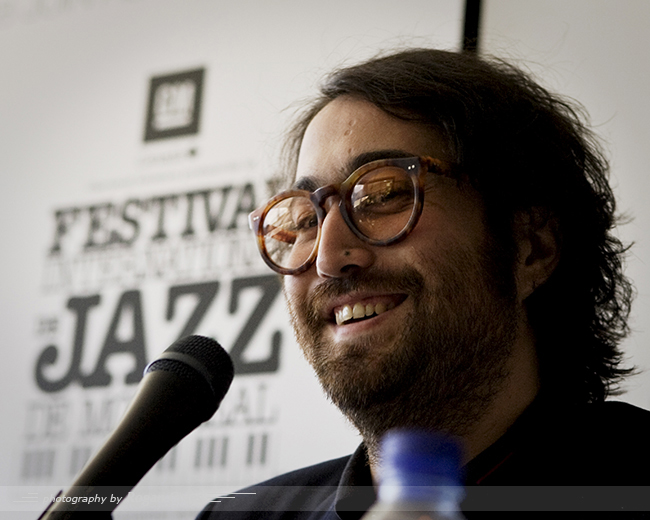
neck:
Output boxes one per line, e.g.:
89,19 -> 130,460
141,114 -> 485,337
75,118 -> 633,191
459,319 -> 540,461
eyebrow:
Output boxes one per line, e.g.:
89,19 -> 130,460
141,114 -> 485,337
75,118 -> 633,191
292,149 -> 417,191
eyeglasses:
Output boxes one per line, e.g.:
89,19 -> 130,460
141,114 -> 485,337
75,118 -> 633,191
249,156 -> 449,275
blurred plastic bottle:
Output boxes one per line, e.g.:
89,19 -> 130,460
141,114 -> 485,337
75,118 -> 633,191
362,430 -> 466,520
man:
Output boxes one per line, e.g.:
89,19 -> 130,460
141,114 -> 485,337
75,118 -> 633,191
199,49 -> 650,517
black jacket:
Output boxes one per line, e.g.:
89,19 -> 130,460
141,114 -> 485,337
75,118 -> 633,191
198,400 -> 650,518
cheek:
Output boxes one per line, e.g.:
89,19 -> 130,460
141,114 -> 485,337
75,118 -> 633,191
415,199 -> 487,253
282,275 -> 308,308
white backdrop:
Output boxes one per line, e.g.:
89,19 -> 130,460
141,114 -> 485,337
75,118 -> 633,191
0,1 -> 464,518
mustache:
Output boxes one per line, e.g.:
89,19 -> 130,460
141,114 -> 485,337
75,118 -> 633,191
304,268 -> 425,314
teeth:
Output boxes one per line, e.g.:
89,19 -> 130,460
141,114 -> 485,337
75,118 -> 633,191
335,301 -> 395,326
336,305 -> 353,325
352,303 -> 365,319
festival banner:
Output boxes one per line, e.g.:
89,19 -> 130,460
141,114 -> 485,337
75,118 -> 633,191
0,1 -> 465,518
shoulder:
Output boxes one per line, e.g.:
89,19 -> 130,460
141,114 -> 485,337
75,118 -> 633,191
470,399 -> 650,487
588,399 -> 650,422
196,454 -> 352,520
571,400 -> 650,442
251,454 -> 352,488
584,400 -> 650,447
537,400 -> 650,484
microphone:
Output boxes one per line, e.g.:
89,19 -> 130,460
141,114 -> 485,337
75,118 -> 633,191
39,335 -> 234,519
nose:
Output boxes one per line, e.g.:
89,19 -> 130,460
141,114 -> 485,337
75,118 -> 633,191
315,201 -> 376,278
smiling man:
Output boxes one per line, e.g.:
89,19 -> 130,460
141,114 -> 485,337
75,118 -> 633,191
282,96 -> 540,467
199,49 -> 650,517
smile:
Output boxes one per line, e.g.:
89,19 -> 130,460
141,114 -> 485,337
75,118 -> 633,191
332,296 -> 405,326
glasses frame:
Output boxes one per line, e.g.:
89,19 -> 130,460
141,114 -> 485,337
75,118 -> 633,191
249,156 -> 447,275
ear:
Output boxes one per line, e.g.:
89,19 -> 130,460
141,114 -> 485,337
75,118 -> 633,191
514,209 -> 561,302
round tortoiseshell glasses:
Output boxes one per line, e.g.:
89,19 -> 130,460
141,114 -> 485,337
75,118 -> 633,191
248,156 -> 449,275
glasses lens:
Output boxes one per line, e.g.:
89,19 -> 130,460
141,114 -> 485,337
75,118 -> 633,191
349,165 -> 417,240
262,196 -> 319,270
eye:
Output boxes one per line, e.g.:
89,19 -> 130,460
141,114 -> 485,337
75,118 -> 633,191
293,211 -> 318,231
286,201 -> 319,245
352,173 -> 414,215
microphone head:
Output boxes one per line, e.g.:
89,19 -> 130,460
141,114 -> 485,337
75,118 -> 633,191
144,335 -> 234,420
39,336 -> 235,516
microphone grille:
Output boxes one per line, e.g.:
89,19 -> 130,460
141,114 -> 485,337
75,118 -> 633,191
145,335 -> 234,416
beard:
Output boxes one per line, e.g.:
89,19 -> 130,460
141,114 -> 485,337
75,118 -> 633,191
285,238 -> 520,448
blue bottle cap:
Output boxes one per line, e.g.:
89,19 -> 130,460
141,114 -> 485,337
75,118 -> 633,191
380,429 -> 463,488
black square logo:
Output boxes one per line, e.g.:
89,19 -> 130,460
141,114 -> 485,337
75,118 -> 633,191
144,68 -> 204,141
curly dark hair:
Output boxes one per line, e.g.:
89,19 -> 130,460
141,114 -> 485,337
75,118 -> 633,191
282,48 -> 634,403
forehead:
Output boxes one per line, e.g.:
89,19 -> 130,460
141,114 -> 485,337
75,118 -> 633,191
296,96 -> 444,186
